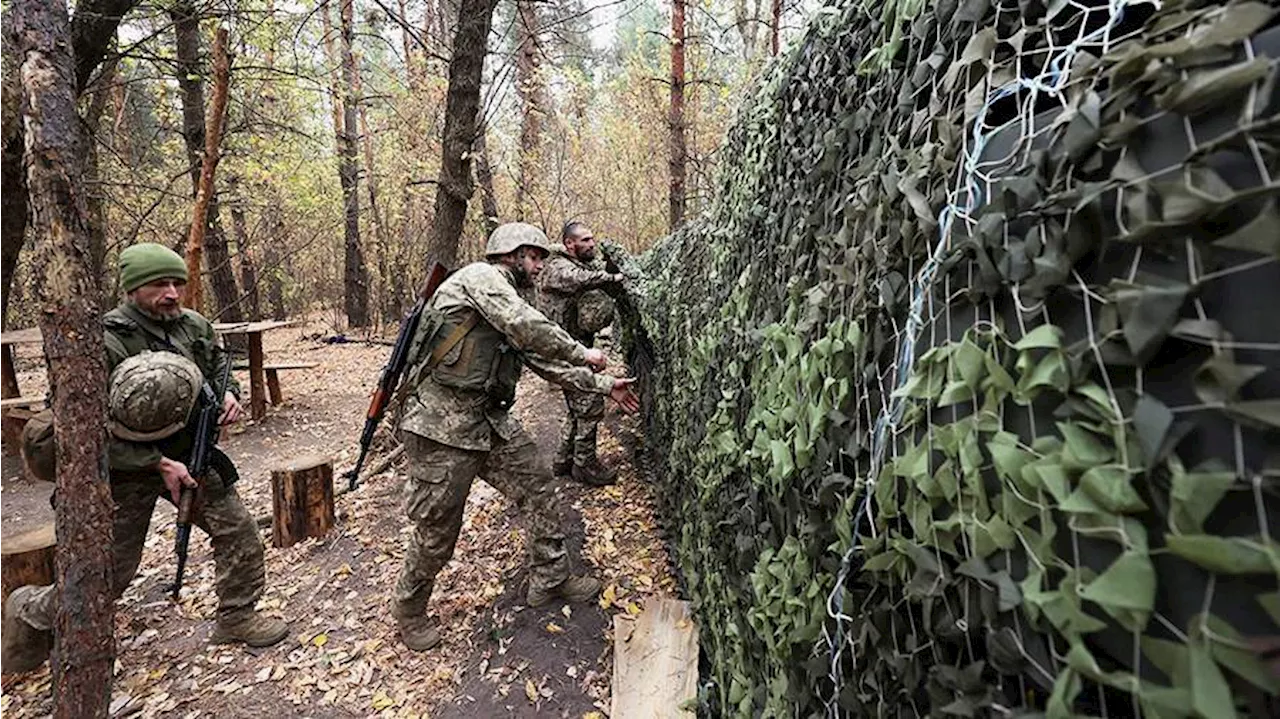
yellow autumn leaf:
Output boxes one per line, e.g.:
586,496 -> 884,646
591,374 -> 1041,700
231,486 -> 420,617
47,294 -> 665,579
545,622 -> 564,634
525,679 -> 538,703
625,602 -> 641,616
600,584 -> 617,609
312,633 -> 328,647
583,713 -> 605,719
371,690 -> 395,710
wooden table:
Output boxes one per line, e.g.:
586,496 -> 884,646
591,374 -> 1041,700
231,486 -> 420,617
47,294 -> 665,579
1,327 -> 43,397
212,320 -> 295,421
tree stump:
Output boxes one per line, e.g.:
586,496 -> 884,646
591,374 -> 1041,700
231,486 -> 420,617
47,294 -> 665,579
271,455 -> 336,548
2,523 -> 56,602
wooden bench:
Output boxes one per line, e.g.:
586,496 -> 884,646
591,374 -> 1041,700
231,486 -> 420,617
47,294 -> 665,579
234,361 -> 318,406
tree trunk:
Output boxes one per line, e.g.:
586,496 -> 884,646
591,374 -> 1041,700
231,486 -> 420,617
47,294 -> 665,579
228,176 -> 261,321
270,456 -> 336,548
474,128 -> 500,236
2,523 -> 56,604
427,0 -> 499,269
352,52 -> 390,327
333,0 -> 369,328
84,55 -> 118,296
1,0 -> 137,328
171,2 -> 239,321
15,1 -> 115,714
178,23 -> 231,315
514,0 -> 545,221
263,218 -> 287,321
669,0 -> 687,231
770,0 -> 781,56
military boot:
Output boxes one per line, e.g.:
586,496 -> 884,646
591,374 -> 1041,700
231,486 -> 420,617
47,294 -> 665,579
1,587 -> 53,674
570,456 -> 617,487
210,611 -> 289,647
397,616 -> 441,652
527,575 -> 601,608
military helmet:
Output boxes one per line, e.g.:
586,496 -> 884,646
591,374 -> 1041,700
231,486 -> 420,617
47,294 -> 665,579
108,351 -> 204,442
576,289 -> 616,334
485,222 -> 552,257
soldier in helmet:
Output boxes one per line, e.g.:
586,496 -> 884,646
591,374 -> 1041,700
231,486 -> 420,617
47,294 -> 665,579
538,221 -> 626,486
393,222 -> 640,652
2,243 -> 288,675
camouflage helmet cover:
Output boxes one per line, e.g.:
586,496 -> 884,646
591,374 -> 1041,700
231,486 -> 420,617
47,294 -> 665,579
485,222 -> 552,257
108,351 -> 204,442
576,289 -> 616,334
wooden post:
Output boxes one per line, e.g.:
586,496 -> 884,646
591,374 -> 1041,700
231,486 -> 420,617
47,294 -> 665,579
270,455 -> 336,548
248,330 -> 266,420
2,523 -> 56,603
266,368 -> 282,405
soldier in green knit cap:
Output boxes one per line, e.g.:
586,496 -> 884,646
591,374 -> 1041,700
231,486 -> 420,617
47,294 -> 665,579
2,243 -> 289,676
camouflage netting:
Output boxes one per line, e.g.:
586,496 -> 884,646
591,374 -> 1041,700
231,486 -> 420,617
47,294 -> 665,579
608,0 -> 1280,715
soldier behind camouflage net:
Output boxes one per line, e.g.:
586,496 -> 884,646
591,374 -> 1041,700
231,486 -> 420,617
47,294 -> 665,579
1,244 -> 289,678
537,221 -> 625,486
392,221 -> 637,653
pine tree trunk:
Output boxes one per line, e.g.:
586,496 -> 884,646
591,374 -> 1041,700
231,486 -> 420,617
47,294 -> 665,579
669,0 -> 687,231
2,0 -> 137,327
770,0 -> 781,56
474,128 -> 500,236
171,2 -> 239,320
514,0 -> 544,221
84,56 -> 117,293
352,52 -> 390,327
336,0 -> 369,328
228,176 -> 261,321
426,0 -> 499,268
15,1 -> 115,714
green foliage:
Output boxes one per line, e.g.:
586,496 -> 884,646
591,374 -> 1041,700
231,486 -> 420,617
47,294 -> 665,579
616,0 -> 1280,715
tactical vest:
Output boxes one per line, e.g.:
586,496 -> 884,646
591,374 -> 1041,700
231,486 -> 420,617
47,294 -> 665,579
407,306 -> 523,410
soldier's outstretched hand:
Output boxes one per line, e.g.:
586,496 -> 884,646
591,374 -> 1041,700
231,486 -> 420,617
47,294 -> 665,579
584,348 -> 608,371
609,378 -> 640,413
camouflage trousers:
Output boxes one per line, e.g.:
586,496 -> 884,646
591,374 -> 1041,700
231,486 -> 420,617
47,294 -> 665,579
394,429 -> 571,618
555,387 -> 605,468
12,468 -> 265,631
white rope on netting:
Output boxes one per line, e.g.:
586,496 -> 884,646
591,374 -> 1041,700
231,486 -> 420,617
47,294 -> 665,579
821,1 -> 1159,715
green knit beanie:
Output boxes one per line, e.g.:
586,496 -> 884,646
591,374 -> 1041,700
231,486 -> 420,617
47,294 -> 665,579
119,243 -> 188,293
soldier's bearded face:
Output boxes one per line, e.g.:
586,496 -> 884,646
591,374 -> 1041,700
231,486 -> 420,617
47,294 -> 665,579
130,278 -> 185,321
512,248 -> 547,286
565,228 -> 596,262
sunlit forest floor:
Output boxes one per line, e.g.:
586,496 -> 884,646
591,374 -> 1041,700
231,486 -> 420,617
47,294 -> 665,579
1,316 -> 677,718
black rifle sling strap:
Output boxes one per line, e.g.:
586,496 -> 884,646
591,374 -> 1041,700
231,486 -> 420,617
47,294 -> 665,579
395,310 -> 482,407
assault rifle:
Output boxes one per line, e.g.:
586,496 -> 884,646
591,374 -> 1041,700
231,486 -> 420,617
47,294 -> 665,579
172,354 -> 234,600
344,261 -> 450,492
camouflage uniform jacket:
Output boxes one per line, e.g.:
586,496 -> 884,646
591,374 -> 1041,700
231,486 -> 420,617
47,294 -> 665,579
401,262 -> 615,451
538,247 -> 616,341
102,303 -> 241,471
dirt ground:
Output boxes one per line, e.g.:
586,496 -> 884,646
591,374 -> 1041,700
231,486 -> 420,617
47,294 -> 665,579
0,318 -> 679,718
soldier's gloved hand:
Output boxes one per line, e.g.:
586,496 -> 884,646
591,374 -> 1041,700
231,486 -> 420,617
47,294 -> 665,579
156,457 -> 198,504
609,377 -> 640,413
584,348 -> 608,372
219,392 -> 243,425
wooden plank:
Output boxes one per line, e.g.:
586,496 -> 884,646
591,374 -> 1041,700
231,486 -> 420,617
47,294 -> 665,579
612,598 -> 699,719
0,327 -> 43,345
0,396 -> 46,410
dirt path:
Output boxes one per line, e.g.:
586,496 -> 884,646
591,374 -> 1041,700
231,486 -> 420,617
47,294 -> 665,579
1,319 -> 679,718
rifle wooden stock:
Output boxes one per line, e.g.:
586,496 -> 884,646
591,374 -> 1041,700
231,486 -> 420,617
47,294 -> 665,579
345,261 -> 451,492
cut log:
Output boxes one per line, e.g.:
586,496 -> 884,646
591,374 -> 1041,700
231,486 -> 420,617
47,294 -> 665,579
2,522 -> 56,602
612,598 -> 699,718
270,455 -> 336,548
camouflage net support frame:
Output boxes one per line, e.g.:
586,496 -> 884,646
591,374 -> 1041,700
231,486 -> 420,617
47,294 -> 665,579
612,0 -> 1280,716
